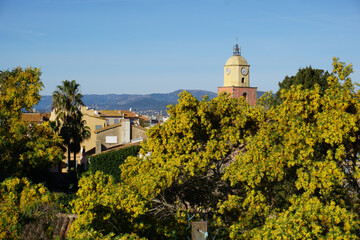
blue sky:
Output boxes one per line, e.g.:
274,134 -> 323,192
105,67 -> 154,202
0,0 -> 359,95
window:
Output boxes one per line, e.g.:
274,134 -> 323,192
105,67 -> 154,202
106,119 -> 110,125
114,119 -> 119,124
241,77 -> 245,83
106,136 -> 117,144
95,125 -> 103,130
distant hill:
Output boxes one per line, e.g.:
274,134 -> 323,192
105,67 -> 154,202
34,89 -> 267,114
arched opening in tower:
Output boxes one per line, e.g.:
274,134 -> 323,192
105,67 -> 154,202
242,92 -> 248,101
241,77 -> 245,83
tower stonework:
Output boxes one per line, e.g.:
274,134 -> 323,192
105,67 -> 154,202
218,44 -> 257,106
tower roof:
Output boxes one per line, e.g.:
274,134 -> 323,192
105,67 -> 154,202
225,55 -> 248,66
225,43 -> 248,66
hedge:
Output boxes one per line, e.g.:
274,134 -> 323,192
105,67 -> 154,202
89,145 -> 141,182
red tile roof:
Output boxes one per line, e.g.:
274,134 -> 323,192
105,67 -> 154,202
21,113 -> 49,123
97,110 -> 139,118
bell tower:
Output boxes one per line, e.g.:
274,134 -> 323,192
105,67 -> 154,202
223,44 -> 250,87
218,43 -> 257,106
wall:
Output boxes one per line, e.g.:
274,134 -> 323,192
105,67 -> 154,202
218,86 -> 257,106
95,123 -> 123,150
131,125 -> 147,141
103,116 -> 123,125
224,65 -> 250,87
81,115 -> 107,155
95,119 -> 131,154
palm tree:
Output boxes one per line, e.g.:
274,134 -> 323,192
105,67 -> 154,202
52,80 -> 90,173
69,113 -> 91,170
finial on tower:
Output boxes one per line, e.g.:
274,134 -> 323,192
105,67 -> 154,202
233,36 -> 241,56
233,43 -> 240,56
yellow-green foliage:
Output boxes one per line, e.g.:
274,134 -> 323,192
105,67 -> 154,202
69,92 -> 264,239
0,177 -> 53,240
121,92 -> 262,199
0,67 -> 43,114
119,92 -> 264,238
0,67 -> 63,180
68,171 -> 147,239
67,230 -> 147,240
251,196 -> 359,240
222,58 -> 360,238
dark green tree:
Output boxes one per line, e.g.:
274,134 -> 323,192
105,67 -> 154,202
275,66 -> 331,103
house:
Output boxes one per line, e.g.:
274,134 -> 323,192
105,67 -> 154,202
94,119 -> 147,154
78,107 -> 148,164
78,107 -> 108,161
50,106 -> 148,171
94,109 -> 141,125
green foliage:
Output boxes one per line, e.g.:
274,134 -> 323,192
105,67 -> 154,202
0,67 -> 63,181
0,177 -> 54,240
53,192 -> 76,213
139,118 -> 150,128
89,145 -> 141,182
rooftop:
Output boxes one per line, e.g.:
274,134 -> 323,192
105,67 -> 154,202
97,110 -> 138,118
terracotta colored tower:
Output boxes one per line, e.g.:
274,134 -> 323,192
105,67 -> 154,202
218,44 -> 257,106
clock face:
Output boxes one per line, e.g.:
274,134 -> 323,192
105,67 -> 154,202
241,67 -> 248,75
226,68 -> 231,75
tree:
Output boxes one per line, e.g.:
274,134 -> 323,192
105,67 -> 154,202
68,58 -> 360,239
0,67 -> 63,181
221,58 -> 360,238
274,66 -> 331,104
52,80 -> 90,172
69,113 -> 91,170
119,92 -> 263,238
68,92 -> 263,239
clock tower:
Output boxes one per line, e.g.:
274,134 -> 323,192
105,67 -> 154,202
218,44 -> 257,106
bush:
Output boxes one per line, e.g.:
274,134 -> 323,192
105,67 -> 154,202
54,192 -> 76,213
89,145 -> 141,182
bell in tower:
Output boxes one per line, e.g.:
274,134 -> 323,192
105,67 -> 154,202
233,43 -> 240,56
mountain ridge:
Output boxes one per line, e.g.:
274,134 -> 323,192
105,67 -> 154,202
35,89 -> 267,114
